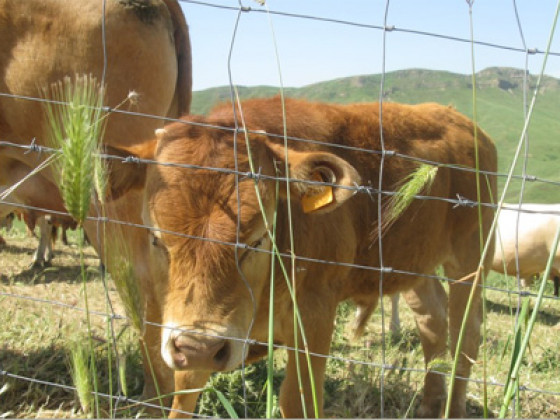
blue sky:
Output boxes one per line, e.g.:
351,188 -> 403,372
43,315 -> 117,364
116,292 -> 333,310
180,1 -> 560,91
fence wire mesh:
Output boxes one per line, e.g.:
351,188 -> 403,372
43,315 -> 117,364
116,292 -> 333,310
1,0 -> 560,418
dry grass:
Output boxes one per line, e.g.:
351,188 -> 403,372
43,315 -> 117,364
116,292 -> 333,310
1,221 -> 559,418
0,226 -> 143,418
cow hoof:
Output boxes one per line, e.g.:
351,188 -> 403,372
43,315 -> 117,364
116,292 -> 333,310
415,398 -> 445,418
29,260 -> 51,269
30,260 -> 43,269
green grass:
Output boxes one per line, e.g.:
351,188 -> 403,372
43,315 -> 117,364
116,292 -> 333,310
1,234 -> 558,418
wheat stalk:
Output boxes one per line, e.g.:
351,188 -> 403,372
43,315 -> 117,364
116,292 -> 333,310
43,75 -> 107,224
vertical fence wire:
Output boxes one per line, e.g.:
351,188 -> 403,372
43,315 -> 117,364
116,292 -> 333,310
1,1 -> 560,418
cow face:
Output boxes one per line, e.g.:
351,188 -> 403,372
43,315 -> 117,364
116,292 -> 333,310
137,121 -> 360,373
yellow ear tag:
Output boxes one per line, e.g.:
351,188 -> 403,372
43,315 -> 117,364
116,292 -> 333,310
301,172 -> 334,214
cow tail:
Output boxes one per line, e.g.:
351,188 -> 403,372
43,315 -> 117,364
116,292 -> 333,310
351,303 -> 376,340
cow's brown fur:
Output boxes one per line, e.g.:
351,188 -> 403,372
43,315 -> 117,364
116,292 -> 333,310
0,0 -> 191,407
110,96 -> 497,417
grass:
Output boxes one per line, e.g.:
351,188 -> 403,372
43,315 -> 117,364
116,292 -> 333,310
1,220 -> 559,418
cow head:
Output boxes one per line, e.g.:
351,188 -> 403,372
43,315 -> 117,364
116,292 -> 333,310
109,115 -> 361,373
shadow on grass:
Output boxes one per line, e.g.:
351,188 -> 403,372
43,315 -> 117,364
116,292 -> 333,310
0,342 -> 144,417
1,242 -> 102,285
486,298 -> 560,326
0,264 -> 103,285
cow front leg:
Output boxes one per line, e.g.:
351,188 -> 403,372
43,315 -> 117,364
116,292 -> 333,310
169,370 -> 211,418
402,277 -> 448,418
279,302 -> 336,418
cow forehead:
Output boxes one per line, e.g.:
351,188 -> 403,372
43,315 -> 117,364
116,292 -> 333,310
146,166 -> 269,245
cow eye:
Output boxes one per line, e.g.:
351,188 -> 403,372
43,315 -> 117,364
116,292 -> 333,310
251,237 -> 264,249
238,234 -> 268,265
150,230 -> 164,248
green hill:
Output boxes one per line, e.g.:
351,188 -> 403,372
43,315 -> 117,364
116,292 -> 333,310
191,68 -> 560,203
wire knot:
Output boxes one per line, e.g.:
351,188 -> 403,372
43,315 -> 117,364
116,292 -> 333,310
116,394 -> 129,404
25,138 -> 42,155
123,155 -> 140,164
245,167 -> 263,182
453,194 -> 477,208
524,174 -> 537,182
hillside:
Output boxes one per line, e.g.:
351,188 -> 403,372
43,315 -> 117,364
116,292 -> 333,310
191,68 -> 560,203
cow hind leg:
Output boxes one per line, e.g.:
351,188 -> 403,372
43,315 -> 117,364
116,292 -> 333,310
443,241 -> 486,418
31,216 -> 54,267
402,277 -> 448,417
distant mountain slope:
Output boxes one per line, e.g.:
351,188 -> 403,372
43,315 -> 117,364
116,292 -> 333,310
191,68 -> 560,203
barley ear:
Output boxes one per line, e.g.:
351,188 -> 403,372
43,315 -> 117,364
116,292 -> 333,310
43,75 -> 107,224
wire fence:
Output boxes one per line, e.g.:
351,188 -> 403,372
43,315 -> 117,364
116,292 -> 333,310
1,0 -> 560,418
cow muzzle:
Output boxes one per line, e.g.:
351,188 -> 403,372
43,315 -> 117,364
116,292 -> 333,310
161,324 -> 246,372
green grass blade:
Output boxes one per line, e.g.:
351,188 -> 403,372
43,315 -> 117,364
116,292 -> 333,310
211,389 -> 240,419
267,180 -> 280,418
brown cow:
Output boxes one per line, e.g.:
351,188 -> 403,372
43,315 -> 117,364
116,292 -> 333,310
110,96 -> 497,417
0,0 -> 191,409
20,211 -> 79,266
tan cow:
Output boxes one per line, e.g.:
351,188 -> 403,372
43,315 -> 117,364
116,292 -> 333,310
20,211 -> 79,266
0,0 -> 191,408
493,203 -> 560,296
109,96 -> 497,417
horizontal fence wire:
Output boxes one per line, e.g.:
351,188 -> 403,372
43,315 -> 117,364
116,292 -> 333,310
1,289 -> 559,402
3,193 -> 560,303
179,0 -> 558,57
1,0 -> 559,418
3,137 -> 560,200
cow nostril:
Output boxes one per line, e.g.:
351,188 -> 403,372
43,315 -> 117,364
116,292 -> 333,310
213,341 -> 230,367
170,340 -> 188,367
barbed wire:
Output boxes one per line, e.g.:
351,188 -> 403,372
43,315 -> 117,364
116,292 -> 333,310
4,195 -> 560,304
2,138 -> 560,195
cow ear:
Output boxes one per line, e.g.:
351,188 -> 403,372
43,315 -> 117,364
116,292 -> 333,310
266,143 -> 361,214
105,137 -> 157,201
